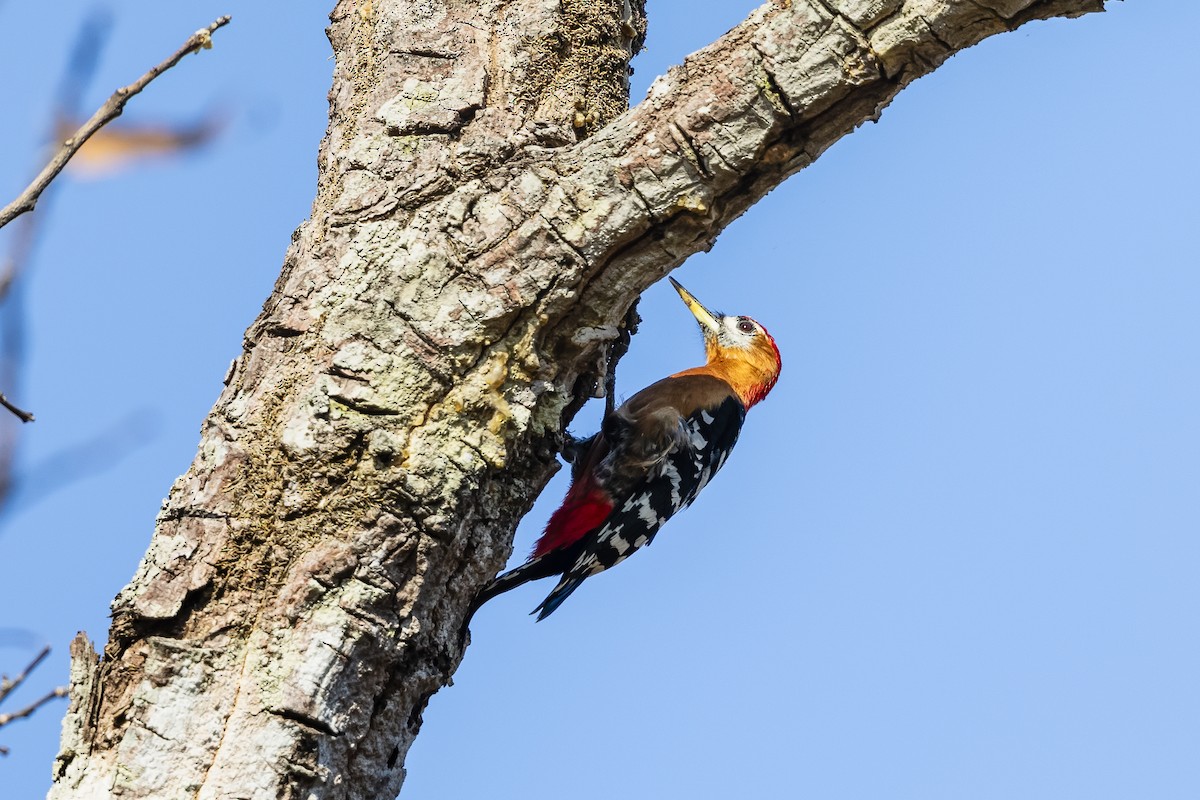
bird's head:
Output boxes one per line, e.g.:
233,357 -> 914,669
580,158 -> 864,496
670,277 -> 781,408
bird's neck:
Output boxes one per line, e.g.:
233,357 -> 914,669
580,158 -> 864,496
673,356 -> 779,409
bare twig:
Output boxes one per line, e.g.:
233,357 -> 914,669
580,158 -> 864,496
0,393 -> 34,423
0,646 -> 50,705
0,687 -> 68,729
0,15 -> 232,230
0,645 -> 67,755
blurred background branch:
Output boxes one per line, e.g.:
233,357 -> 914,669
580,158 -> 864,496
0,12 -> 231,763
0,10 -> 226,510
0,14 -> 231,230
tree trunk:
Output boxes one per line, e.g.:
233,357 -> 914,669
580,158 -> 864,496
48,1 -> 1105,797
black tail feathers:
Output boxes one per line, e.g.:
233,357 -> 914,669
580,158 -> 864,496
459,552 -> 570,645
531,575 -> 586,621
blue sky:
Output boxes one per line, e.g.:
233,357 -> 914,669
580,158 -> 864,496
2,2 -> 1197,798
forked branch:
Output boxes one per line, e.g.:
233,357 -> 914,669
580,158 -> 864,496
0,646 -> 67,755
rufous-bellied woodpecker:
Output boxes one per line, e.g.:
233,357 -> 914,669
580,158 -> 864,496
467,277 -> 781,624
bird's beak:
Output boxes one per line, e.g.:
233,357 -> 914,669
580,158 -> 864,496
669,277 -> 721,338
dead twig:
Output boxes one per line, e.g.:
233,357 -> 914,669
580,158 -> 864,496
0,645 -> 50,705
0,646 -> 67,755
0,393 -> 34,423
0,15 -> 232,230
0,687 -> 68,730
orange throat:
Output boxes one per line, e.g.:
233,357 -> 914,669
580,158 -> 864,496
675,335 -> 781,409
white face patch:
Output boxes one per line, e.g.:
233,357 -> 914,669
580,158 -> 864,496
718,315 -> 760,350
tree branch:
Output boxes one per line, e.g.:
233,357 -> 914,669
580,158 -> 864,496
0,15 -> 232,231
0,645 -> 68,755
0,645 -> 50,705
0,393 -> 34,423
0,687 -> 69,733
525,0 -> 1109,327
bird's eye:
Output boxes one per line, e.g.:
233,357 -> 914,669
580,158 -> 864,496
737,318 -> 755,334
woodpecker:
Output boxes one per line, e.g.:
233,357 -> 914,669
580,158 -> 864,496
468,277 -> 781,624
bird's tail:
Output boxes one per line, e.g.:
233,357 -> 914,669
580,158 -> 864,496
460,552 -> 568,645
472,557 -> 559,612
532,574 -> 586,621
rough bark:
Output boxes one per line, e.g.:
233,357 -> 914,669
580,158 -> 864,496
48,1 -> 1105,798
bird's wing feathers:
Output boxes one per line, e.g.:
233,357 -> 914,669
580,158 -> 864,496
532,377 -> 746,620
596,405 -> 690,490
564,394 -> 746,582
